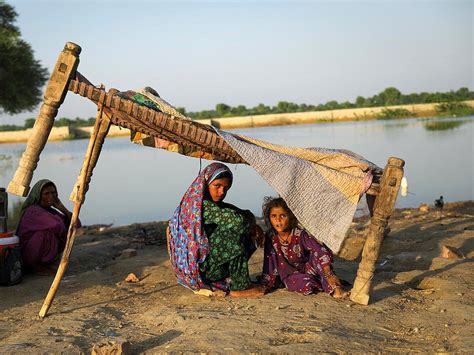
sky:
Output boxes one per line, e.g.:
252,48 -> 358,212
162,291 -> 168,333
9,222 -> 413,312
1,0 -> 472,125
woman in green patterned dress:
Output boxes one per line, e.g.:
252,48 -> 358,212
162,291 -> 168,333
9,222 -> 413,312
169,162 -> 265,297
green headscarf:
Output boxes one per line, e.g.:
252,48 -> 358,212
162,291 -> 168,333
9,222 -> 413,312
20,179 -> 56,218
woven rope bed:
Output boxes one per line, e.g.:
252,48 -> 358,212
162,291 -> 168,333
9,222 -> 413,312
7,43 -> 404,317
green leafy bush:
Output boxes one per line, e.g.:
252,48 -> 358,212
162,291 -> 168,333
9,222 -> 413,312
376,108 -> 413,120
436,102 -> 474,117
424,120 -> 467,131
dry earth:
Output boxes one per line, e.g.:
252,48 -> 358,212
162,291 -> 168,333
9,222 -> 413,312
0,201 -> 473,353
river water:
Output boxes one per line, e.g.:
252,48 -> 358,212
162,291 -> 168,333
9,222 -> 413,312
1,116 -> 472,226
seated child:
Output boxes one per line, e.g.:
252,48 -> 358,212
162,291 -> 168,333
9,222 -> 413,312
261,197 -> 349,298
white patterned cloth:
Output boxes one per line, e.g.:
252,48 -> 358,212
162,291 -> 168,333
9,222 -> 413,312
216,130 -> 379,253
125,87 -> 380,252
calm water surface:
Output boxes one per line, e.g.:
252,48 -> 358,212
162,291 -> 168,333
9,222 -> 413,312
1,116 -> 473,226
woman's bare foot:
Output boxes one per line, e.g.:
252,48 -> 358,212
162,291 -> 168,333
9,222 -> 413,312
34,265 -> 57,276
229,285 -> 266,297
193,289 -> 226,298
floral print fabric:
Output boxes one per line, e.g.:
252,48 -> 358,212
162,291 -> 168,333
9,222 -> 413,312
168,162 -> 231,290
262,227 -> 336,295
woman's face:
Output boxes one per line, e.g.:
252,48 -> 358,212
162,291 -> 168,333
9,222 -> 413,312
40,185 -> 58,208
269,206 -> 291,234
208,177 -> 232,203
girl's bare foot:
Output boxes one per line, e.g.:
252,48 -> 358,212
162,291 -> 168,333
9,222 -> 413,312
229,285 -> 266,297
332,287 -> 350,299
325,272 -> 349,299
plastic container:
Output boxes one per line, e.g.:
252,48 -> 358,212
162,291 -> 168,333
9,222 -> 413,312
0,232 -> 19,251
0,188 -> 7,233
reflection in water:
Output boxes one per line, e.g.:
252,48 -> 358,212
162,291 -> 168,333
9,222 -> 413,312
0,116 -> 472,226
423,119 -> 466,131
380,122 -> 411,130
0,154 -> 15,179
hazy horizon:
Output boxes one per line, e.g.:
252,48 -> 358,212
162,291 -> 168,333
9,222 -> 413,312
1,0 -> 472,124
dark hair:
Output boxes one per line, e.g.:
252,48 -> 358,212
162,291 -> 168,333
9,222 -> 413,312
262,196 -> 298,230
213,171 -> 232,181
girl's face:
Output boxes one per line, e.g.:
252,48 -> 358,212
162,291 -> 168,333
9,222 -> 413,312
269,206 -> 291,234
208,177 -> 232,203
40,185 -> 58,208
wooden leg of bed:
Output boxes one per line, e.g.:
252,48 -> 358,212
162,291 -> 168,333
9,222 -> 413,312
350,157 -> 404,305
39,107 -> 109,318
69,100 -> 112,202
7,42 -> 81,197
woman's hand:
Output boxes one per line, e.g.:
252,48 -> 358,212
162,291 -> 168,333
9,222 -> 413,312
250,225 -> 265,248
53,197 -> 72,218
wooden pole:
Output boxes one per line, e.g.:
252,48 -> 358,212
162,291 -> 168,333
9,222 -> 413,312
69,88 -> 115,202
39,105 -> 110,318
350,157 -> 405,305
7,42 -> 81,197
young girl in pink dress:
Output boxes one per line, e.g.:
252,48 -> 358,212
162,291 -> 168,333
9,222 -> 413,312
261,197 -> 349,298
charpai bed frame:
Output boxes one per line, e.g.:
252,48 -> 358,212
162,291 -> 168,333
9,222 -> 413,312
7,43 -> 404,317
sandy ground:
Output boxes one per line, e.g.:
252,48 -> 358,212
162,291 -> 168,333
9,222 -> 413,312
0,201 -> 473,353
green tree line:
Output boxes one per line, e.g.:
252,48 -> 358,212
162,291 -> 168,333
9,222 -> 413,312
1,86 -> 473,132
179,87 -> 474,120
0,117 -> 96,131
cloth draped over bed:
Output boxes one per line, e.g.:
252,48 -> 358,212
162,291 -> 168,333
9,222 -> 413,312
112,87 -> 380,252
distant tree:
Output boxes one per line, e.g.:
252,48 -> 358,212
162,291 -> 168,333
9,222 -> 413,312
176,107 -> 187,116
454,87 -> 470,100
378,87 -> 402,106
54,117 -> 73,127
298,103 -> 308,112
276,101 -> 291,113
231,105 -> 247,116
323,100 -> 339,110
355,96 -> 366,107
254,103 -> 270,115
0,123 -> 23,131
338,101 -> 352,109
0,1 -> 48,114
23,118 -> 35,128
215,103 -> 231,116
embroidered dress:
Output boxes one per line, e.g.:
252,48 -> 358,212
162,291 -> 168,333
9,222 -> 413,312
262,227 -> 336,295
200,200 -> 255,291
169,162 -> 256,292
